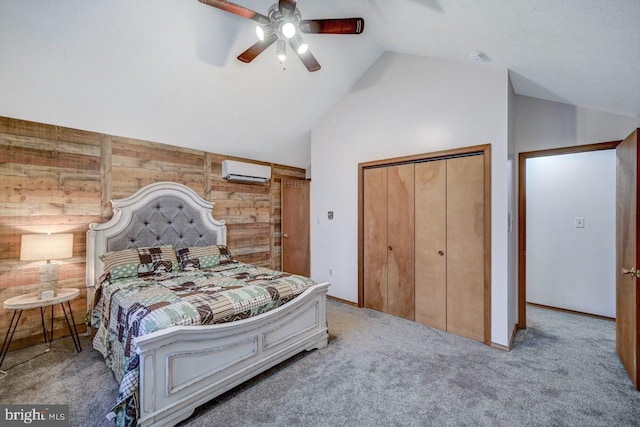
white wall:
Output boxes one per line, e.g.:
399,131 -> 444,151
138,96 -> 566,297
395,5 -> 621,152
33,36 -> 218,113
526,151 -> 616,317
514,95 -> 637,152
507,79 -> 518,332
310,52 -> 512,346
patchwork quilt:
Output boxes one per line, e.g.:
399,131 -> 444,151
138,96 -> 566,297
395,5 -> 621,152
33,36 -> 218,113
92,261 -> 316,427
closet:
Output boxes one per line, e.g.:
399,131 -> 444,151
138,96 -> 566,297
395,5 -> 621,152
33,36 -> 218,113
361,150 -> 487,343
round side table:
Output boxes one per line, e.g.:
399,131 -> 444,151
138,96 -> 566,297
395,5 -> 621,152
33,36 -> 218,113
0,288 -> 82,369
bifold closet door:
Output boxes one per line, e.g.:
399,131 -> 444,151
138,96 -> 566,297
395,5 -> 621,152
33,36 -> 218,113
387,164 -> 415,320
363,164 -> 415,321
415,160 -> 447,330
414,154 -> 485,342
363,167 -> 388,312
365,152 -> 485,341
446,155 -> 485,342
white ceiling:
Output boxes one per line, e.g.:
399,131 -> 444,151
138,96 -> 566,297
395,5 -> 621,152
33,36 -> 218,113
367,0 -> 640,117
0,0 -> 638,168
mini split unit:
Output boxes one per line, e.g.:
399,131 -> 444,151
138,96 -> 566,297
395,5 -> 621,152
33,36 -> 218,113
221,160 -> 271,183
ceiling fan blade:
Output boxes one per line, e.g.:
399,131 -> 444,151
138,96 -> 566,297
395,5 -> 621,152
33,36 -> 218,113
299,18 -> 365,34
279,0 -> 297,17
198,0 -> 270,25
288,41 -> 321,72
237,34 -> 277,63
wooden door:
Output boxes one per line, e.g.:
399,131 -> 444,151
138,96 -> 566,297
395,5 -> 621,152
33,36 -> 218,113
446,154 -> 485,342
415,159 -> 447,330
282,178 -> 310,276
616,129 -> 640,389
387,164 -> 415,320
363,167 -> 388,312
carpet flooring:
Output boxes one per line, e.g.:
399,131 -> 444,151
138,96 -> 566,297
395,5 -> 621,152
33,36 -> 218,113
1,301 -> 639,426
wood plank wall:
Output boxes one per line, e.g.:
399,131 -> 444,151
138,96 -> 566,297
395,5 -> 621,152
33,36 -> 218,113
0,116 -> 305,352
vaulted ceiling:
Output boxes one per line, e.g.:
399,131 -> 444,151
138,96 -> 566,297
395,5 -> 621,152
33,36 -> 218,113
1,0 -> 638,168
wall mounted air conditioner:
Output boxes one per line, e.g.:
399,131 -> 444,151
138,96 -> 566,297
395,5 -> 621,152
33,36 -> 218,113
221,160 -> 271,183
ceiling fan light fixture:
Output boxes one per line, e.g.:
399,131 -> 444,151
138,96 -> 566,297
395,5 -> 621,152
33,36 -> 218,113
291,35 -> 309,54
198,0 -> 365,72
276,39 -> 287,62
297,43 -> 309,55
281,21 -> 296,39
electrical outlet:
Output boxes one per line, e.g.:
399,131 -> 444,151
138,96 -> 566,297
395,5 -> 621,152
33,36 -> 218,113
329,268 -> 333,276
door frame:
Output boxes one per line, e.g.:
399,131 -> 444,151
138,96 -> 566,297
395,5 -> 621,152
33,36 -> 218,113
358,144 -> 492,345
517,141 -> 620,329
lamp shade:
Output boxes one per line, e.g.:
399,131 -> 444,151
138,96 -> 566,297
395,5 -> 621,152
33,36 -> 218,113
20,233 -> 73,262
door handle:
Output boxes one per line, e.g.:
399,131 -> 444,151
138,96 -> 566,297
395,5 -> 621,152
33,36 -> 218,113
283,234 -> 289,238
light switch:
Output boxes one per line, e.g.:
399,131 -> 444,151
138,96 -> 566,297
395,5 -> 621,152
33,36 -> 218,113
328,211 -> 334,220
575,217 -> 585,228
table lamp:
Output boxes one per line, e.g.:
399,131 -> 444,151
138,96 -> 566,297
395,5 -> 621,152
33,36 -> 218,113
20,233 -> 73,298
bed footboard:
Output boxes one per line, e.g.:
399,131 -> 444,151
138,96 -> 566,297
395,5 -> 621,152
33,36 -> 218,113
134,282 -> 330,427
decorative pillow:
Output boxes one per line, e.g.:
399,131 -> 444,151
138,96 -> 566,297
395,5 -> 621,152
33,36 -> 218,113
102,245 -> 179,280
176,245 -> 234,270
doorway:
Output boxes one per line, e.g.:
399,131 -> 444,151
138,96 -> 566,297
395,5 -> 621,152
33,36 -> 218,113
518,141 -> 620,329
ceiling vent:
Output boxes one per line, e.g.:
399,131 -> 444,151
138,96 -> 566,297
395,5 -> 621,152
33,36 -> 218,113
221,160 -> 271,183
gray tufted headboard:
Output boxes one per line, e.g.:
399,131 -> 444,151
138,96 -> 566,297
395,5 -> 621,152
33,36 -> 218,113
86,182 -> 227,309
105,195 -> 219,252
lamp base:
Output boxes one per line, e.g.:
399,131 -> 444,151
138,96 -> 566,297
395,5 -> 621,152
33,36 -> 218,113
41,290 -> 55,299
39,262 -> 58,298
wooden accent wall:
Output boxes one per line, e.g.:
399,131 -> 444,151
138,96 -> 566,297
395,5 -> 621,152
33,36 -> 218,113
0,116 -> 305,352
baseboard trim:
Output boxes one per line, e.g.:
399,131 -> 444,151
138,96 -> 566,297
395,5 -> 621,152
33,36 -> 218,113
490,323 -> 518,352
527,302 -> 615,322
509,322 -> 518,348
327,295 -> 358,307
490,341 -> 509,351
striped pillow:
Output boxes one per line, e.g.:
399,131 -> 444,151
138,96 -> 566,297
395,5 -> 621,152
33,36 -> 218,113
102,245 -> 179,280
176,245 -> 234,270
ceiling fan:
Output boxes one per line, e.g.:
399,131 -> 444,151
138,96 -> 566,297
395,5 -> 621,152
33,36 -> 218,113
198,0 -> 365,72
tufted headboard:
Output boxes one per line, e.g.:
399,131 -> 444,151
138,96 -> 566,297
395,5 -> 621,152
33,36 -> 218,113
86,182 -> 226,308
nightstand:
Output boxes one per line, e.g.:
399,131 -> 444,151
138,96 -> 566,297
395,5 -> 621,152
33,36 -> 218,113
0,288 -> 82,369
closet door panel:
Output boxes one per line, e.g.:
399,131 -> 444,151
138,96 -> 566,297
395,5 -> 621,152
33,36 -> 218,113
446,155 -> 485,342
363,167 -> 388,312
415,160 -> 447,330
387,164 -> 415,320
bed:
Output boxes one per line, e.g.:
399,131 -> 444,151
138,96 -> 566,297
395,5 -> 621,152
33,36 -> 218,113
86,181 -> 330,426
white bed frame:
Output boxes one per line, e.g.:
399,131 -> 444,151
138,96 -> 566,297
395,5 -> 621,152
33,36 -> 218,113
86,182 -> 330,426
